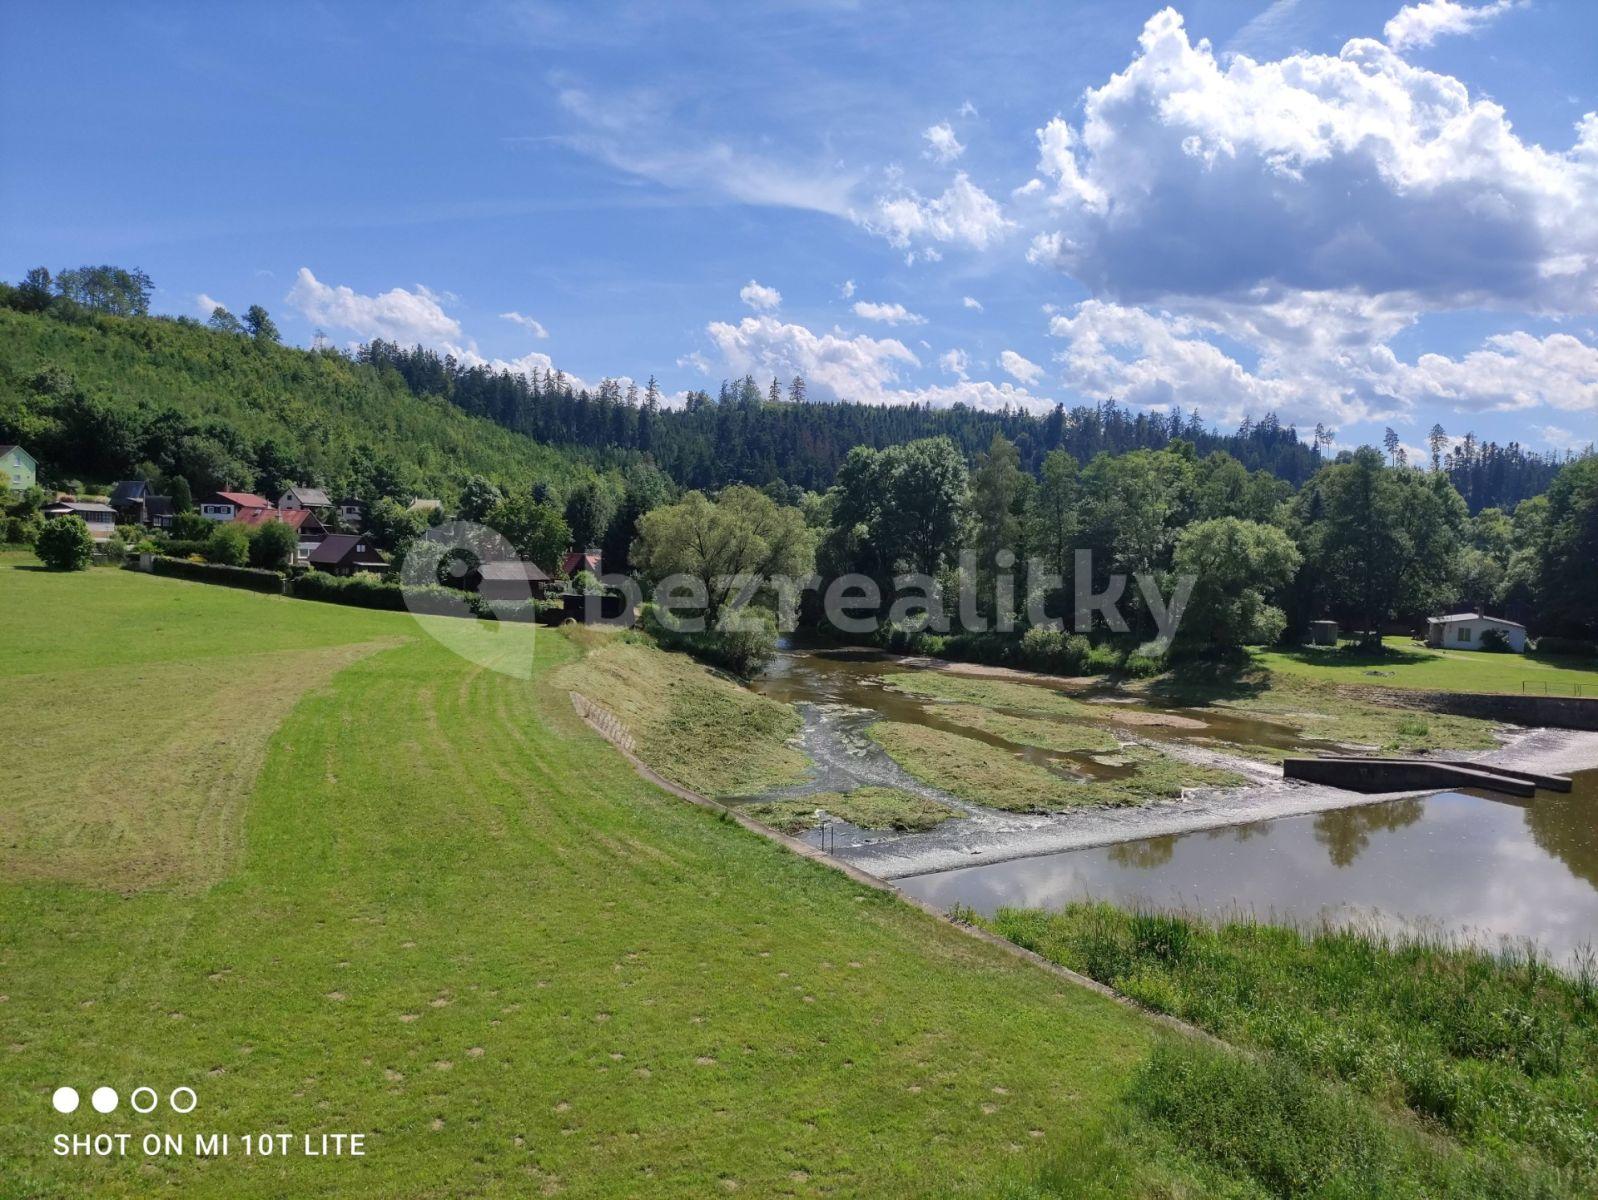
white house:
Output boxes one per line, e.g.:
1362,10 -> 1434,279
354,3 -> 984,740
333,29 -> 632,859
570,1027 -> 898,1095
199,491 -> 272,522
1425,612 -> 1527,653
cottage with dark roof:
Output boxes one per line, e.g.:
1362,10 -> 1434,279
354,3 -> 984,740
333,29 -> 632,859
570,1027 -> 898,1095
307,533 -> 389,577
467,558 -> 555,603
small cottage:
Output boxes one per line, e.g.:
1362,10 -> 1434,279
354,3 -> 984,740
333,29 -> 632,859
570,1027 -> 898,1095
468,559 -> 555,603
335,496 -> 365,529
41,500 -> 118,540
144,496 -> 176,530
1425,612 -> 1527,653
308,533 -> 388,576
278,485 -> 333,513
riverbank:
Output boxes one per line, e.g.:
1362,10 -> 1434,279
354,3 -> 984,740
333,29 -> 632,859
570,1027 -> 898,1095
977,902 -> 1598,1195
850,725 -> 1598,879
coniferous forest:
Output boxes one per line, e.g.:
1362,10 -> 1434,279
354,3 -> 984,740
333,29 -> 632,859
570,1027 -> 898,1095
360,339 -> 1573,511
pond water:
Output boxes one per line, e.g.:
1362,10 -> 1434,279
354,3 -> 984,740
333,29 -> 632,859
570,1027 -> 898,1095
750,646 -> 1598,967
896,779 -> 1598,967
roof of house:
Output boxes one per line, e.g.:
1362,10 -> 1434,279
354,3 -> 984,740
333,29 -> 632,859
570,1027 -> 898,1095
233,507 -> 322,531
280,486 -> 333,507
109,480 -> 150,504
307,533 -> 376,565
336,496 -> 364,507
144,496 -> 174,520
1430,612 -> 1526,629
478,559 -> 553,583
45,501 -> 117,514
209,491 -> 272,509
407,498 -> 443,513
563,549 -> 602,576
0,444 -> 34,463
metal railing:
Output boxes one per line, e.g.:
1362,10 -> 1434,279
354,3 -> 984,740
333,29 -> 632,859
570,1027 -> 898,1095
1519,680 -> 1588,697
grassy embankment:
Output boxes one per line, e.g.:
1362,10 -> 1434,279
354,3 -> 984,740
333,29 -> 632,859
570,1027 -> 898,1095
983,903 -> 1598,1195
2,560 -> 1180,1198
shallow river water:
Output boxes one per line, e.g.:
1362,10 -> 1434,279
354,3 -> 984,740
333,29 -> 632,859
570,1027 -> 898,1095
750,647 -> 1598,966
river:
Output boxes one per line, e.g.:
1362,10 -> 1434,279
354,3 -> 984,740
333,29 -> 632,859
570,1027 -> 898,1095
749,646 -> 1598,967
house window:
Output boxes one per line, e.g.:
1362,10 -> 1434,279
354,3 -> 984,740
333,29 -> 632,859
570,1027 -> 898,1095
1458,627 -> 1471,643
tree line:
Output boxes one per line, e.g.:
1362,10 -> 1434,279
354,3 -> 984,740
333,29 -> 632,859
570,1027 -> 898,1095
360,340 -> 1577,512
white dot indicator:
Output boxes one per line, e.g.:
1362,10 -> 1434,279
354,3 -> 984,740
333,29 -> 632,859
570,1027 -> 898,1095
130,1087 -> 158,1114
91,1086 -> 119,1113
52,1086 -> 80,1113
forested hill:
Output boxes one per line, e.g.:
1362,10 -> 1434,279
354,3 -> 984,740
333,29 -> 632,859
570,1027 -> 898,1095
0,306 -> 603,502
360,341 -> 1573,510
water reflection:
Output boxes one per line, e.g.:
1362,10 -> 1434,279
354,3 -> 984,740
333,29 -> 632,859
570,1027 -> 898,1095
1313,798 -> 1425,868
899,773 -> 1598,967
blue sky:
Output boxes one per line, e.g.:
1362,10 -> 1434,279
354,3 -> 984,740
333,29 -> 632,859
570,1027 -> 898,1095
3,0 -> 1595,457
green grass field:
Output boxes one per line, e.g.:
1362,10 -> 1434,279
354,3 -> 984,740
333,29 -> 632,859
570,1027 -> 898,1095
1256,638 -> 1598,696
1,563 -> 1173,1198
6,561 -> 1575,1197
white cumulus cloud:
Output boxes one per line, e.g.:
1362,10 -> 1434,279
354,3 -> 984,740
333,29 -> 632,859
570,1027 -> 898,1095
999,349 -> 1046,386
739,279 -> 783,312
922,122 -> 966,164
701,313 -> 1053,411
196,292 -> 224,317
962,295 -> 984,312
853,300 -> 927,325
940,348 -> 971,378
286,268 -> 463,345
867,172 -> 1012,252
499,311 -> 550,338
1384,0 -> 1519,53
1027,9 -> 1598,315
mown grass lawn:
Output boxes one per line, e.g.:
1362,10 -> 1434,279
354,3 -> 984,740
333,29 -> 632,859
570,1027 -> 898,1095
2,564 -> 1172,1198
1256,637 -> 1598,696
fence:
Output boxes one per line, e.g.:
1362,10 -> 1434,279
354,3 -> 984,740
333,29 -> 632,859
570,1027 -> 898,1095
1520,680 -> 1588,697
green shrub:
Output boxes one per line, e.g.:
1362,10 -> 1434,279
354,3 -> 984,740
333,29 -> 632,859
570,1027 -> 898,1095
4,513 -> 41,545
149,555 -> 284,593
35,515 -> 94,571
1120,652 -> 1166,678
204,523 -> 249,566
1478,628 -> 1513,653
246,519 -> 298,570
291,569 -> 410,611
97,533 -> 128,566
644,604 -> 779,678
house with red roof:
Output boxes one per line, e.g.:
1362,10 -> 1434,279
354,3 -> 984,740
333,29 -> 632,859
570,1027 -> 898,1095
233,505 -> 328,563
562,548 -> 602,578
200,490 -> 272,522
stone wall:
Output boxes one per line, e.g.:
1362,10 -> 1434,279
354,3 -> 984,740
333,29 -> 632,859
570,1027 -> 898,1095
1356,687 -> 1598,731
